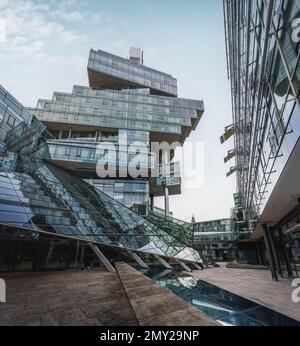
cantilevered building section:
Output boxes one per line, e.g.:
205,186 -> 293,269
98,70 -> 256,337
0,48 -> 205,273
223,0 -> 300,278
88,48 -> 178,96
29,48 -> 204,216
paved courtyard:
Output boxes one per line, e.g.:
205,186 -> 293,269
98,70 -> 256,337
0,264 -> 218,326
0,269 -> 138,326
192,263 -> 300,322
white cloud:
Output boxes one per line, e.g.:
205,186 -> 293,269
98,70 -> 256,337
58,11 -> 85,22
0,0 -> 85,59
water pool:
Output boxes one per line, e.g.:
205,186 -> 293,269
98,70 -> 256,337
140,266 -> 300,326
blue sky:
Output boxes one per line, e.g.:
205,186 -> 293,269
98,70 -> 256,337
0,0 -> 236,222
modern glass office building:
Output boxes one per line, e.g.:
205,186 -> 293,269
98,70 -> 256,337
29,48 -> 204,216
0,48 -> 205,273
223,0 -> 300,278
193,219 -> 237,261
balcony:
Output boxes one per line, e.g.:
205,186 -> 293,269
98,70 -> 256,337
150,162 -> 182,196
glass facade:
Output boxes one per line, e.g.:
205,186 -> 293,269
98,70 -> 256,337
29,86 -> 203,136
224,0 -> 300,231
89,179 -> 149,216
88,49 -> 178,96
0,88 -> 203,270
0,47 -> 205,272
146,210 -> 194,246
193,219 -> 236,261
0,85 -> 32,142
28,48 -> 204,214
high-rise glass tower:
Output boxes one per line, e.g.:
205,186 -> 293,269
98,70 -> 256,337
223,0 -> 300,278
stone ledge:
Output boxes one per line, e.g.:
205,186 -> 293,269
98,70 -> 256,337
115,262 -> 219,326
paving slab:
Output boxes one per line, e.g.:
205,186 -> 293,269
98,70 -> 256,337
0,269 -> 138,326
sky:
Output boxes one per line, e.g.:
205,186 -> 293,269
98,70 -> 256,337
0,0 -> 236,222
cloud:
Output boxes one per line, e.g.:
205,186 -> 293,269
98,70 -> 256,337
0,0 -> 86,59
58,11 -> 85,22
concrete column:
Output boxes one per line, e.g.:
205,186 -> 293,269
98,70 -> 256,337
150,194 -> 154,211
262,225 -> 278,281
256,243 -> 262,265
193,262 -> 204,270
154,255 -> 173,269
162,148 -> 170,217
45,242 -> 55,268
164,186 -> 169,216
269,228 -> 283,278
89,243 -> 116,273
278,228 -> 293,278
178,261 -> 192,272
74,240 -> 80,269
127,250 -> 150,269
151,269 -> 173,280
80,244 -> 85,267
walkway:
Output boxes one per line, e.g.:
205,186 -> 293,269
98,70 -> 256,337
192,263 -> 300,322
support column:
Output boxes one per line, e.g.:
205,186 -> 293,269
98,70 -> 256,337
45,242 -> 55,268
278,228 -> 293,278
269,228 -> 283,278
162,149 -> 170,217
151,269 -> 173,280
164,186 -> 169,216
154,255 -> 173,269
150,194 -> 154,211
177,261 -> 192,272
127,250 -> 150,269
74,240 -> 80,269
80,244 -> 85,267
89,243 -> 116,273
262,225 -> 278,281
193,262 -> 204,270
256,243 -> 262,265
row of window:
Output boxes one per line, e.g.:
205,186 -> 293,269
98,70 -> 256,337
72,85 -> 202,109
42,97 -> 196,120
89,50 -> 177,87
32,109 -> 182,134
